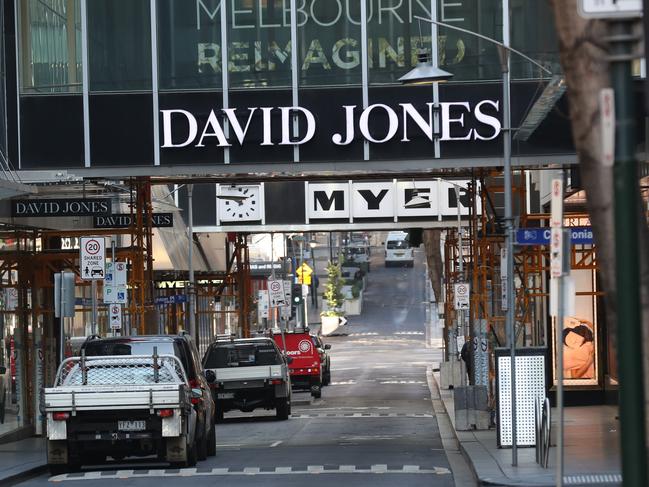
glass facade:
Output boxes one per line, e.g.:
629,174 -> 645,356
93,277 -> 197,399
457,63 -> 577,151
159,0 -> 223,90
19,0 -> 82,93
14,0 -> 564,169
18,1 -> 560,93
87,0 -> 152,91
298,1 -> 361,86
227,0 -> 292,89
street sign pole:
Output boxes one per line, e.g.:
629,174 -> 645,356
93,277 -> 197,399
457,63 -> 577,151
550,177 -> 565,487
607,14 -> 648,487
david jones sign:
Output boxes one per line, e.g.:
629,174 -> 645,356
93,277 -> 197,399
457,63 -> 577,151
161,101 -> 502,148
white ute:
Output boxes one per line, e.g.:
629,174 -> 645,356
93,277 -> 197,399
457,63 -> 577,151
44,351 -> 199,474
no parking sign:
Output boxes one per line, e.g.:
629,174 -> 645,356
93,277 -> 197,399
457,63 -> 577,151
109,304 -> 122,330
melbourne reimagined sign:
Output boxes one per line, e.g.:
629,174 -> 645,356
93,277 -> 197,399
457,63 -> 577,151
161,101 -> 502,149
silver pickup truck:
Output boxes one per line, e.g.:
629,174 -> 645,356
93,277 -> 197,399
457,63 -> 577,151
203,338 -> 292,421
44,352 -> 199,474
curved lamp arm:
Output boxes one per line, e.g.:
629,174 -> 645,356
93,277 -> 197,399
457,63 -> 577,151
414,15 -> 555,76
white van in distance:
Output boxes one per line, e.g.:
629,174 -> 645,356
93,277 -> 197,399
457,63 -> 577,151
384,231 -> 414,267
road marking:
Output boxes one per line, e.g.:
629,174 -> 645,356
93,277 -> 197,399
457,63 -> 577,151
50,465 -> 452,481
379,380 -> 427,384
270,441 -> 282,448
290,412 -> 433,419
394,331 -> 425,335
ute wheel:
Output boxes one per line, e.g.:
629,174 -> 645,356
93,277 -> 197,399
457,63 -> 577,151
207,421 -> 217,456
276,400 -> 290,420
311,384 -> 322,399
322,371 -> 331,386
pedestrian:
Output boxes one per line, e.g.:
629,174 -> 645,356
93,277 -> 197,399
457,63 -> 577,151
460,341 -> 471,382
311,275 -> 319,305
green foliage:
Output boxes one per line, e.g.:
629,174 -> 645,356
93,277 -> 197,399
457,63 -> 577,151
321,261 -> 345,316
351,280 -> 363,299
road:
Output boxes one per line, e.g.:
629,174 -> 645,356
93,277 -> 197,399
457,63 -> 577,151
21,247 -> 471,486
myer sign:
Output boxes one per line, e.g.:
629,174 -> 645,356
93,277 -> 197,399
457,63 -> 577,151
161,101 -> 501,149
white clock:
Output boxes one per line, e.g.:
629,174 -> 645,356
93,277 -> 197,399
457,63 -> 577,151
218,185 -> 262,222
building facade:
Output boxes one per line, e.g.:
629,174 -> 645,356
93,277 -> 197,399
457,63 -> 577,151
0,0 -> 620,440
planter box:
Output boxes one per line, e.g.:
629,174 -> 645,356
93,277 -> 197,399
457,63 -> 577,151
321,315 -> 342,335
343,291 -> 363,315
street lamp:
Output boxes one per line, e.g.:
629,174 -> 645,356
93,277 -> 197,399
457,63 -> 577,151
400,16 -> 559,469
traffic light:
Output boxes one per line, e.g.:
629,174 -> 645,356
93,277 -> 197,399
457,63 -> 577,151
292,284 -> 303,306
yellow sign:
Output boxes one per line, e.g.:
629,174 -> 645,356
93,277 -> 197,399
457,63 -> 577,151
296,263 -> 313,285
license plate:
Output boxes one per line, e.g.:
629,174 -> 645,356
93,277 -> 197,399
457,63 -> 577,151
217,392 -> 235,399
118,420 -> 146,431
395,252 -> 404,256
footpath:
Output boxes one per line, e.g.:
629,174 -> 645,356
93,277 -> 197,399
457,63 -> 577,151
432,371 -> 622,486
0,437 -> 46,485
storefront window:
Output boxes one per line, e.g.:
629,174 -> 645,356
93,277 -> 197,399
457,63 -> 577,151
510,0 -> 560,79
298,0 -> 362,86
19,0 -> 82,93
87,0 -> 152,91
159,0 -> 223,90
227,0 -> 291,89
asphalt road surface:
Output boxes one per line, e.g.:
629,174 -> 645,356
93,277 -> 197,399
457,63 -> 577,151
22,248 -> 469,486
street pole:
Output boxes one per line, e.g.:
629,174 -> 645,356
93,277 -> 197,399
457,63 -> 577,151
111,237 -> 117,337
500,0 -> 517,461
187,184 -> 196,338
271,233 -> 278,330
609,19 -> 648,487
91,280 -> 97,336
455,186 -> 464,365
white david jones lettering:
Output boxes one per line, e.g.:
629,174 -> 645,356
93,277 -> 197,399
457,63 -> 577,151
161,101 -> 501,149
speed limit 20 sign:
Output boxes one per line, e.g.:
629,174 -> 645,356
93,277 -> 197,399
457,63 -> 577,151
454,283 -> 470,310
80,237 -> 106,280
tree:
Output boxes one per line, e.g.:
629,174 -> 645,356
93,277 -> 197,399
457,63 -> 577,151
549,0 -> 649,453
321,261 -> 345,316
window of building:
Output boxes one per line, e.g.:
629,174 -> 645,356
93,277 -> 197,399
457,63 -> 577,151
298,0 -> 362,87
510,0 -> 560,79
87,0 -> 152,92
435,0 -> 502,82
367,0 -> 427,85
227,0 -> 291,89
19,0 -> 82,93
159,0 -> 223,90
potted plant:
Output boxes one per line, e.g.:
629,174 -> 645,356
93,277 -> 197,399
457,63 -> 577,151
320,261 -> 345,335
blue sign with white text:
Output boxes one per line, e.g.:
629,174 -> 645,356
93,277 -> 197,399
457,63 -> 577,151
154,295 -> 188,305
516,227 -> 594,246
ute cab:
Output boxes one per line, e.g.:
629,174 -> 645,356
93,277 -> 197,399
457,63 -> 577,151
273,331 -> 323,398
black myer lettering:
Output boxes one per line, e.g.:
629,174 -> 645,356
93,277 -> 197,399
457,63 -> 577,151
358,189 -> 389,210
314,191 -> 345,211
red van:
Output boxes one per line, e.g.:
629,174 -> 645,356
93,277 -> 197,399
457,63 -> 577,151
273,331 -> 322,398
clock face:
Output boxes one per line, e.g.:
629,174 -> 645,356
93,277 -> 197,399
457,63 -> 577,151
219,185 -> 262,222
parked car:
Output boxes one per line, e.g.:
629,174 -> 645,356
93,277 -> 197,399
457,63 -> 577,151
202,338 -> 292,421
45,352 -> 198,474
384,231 -> 414,267
81,334 -> 216,461
273,331 -> 323,398
312,335 -> 332,386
